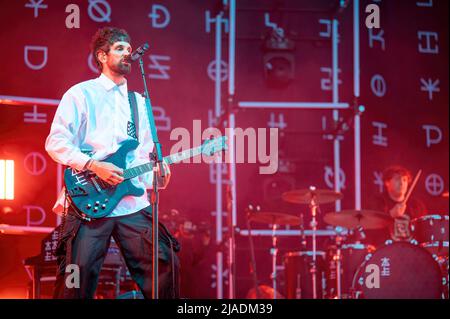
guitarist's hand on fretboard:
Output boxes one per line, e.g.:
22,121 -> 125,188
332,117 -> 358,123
156,161 -> 171,189
91,160 -> 124,186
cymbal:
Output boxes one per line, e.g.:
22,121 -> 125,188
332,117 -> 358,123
249,212 -> 301,226
323,209 -> 392,230
282,189 -> 343,205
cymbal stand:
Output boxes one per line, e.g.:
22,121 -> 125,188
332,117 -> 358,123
270,222 -> 279,300
309,187 -> 319,299
334,234 -> 343,299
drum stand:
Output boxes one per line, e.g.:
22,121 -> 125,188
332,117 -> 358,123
270,223 -> 279,300
308,187 -> 319,299
334,234 -> 343,299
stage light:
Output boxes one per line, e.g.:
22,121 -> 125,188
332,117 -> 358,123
0,159 -> 14,200
262,28 -> 296,88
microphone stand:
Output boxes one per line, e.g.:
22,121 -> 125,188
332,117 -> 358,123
138,57 -> 165,299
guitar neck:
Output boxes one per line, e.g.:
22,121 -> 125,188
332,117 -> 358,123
123,146 -> 204,180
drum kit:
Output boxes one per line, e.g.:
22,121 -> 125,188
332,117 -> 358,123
247,186 -> 449,299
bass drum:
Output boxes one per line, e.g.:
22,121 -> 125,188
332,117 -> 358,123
352,241 -> 444,299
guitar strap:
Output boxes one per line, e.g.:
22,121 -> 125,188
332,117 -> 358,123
127,91 -> 140,142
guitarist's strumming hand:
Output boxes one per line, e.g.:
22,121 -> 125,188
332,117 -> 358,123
90,160 -> 124,186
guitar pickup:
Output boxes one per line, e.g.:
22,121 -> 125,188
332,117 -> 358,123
90,177 -> 102,193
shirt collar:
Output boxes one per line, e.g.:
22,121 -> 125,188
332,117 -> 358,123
98,73 -> 128,97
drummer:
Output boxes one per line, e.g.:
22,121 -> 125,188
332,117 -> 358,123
366,165 -> 426,246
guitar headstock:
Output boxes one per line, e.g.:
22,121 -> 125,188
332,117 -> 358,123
201,136 -> 228,156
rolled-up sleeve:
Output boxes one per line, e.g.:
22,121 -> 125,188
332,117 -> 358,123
45,90 -> 91,171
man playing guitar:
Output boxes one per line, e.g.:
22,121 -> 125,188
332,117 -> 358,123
46,27 -> 179,299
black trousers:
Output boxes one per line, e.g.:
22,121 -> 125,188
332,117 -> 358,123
53,206 -> 180,299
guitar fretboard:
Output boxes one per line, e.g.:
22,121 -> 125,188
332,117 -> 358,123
123,146 -> 204,180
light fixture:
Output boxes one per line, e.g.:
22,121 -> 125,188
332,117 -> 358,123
0,159 -> 14,200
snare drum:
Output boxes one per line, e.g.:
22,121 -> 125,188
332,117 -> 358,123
283,251 -> 325,299
352,241 -> 444,299
412,214 -> 449,256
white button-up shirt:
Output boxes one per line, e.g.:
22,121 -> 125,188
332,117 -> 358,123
45,73 -> 154,217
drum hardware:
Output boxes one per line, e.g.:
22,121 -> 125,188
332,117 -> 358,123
322,209 -> 392,299
334,234 -> 343,299
247,208 -> 301,299
282,186 -> 342,299
245,205 -> 262,299
270,222 -> 279,300
283,250 -> 326,299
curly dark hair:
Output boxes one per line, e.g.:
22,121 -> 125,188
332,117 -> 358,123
91,27 -> 131,71
382,165 -> 412,184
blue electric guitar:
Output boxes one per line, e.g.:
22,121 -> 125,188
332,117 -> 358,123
64,136 -> 228,219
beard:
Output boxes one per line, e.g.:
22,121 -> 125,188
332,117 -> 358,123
109,60 -> 131,75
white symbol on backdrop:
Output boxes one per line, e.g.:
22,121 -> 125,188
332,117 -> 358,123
265,13 -> 285,37
148,4 -> 170,28
205,10 -> 229,34
369,28 -> 385,50
88,0 -> 111,23
372,121 -> 388,147
210,264 -> 229,288
24,205 -> 46,226
209,163 -> 230,185
148,55 -> 171,80
320,67 -> 342,91
208,109 -> 220,127
24,105 -> 47,123
207,60 -> 228,82
25,0 -> 48,18
422,125 -> 442,147
24,152 -> 47,176
420,78 -> 440,100
324,166 -> 346,190
418,31 -> 439,54
24,45 -> 48,70
154,106 -> 171,131
322,116 -> 328,131
425,174 -> 444,196
268,113 -> 287,129
370,74 -> 386,97
319,19 -> 331,38
88,54 -> 100,74
374,171 -> 384,193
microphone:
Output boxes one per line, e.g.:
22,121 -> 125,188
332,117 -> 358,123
130,43 -> 150,62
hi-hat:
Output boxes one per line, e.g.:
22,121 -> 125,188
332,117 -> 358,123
282,188 -> 343,205
323,209 -> 392,230
248,211 -> 301,226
